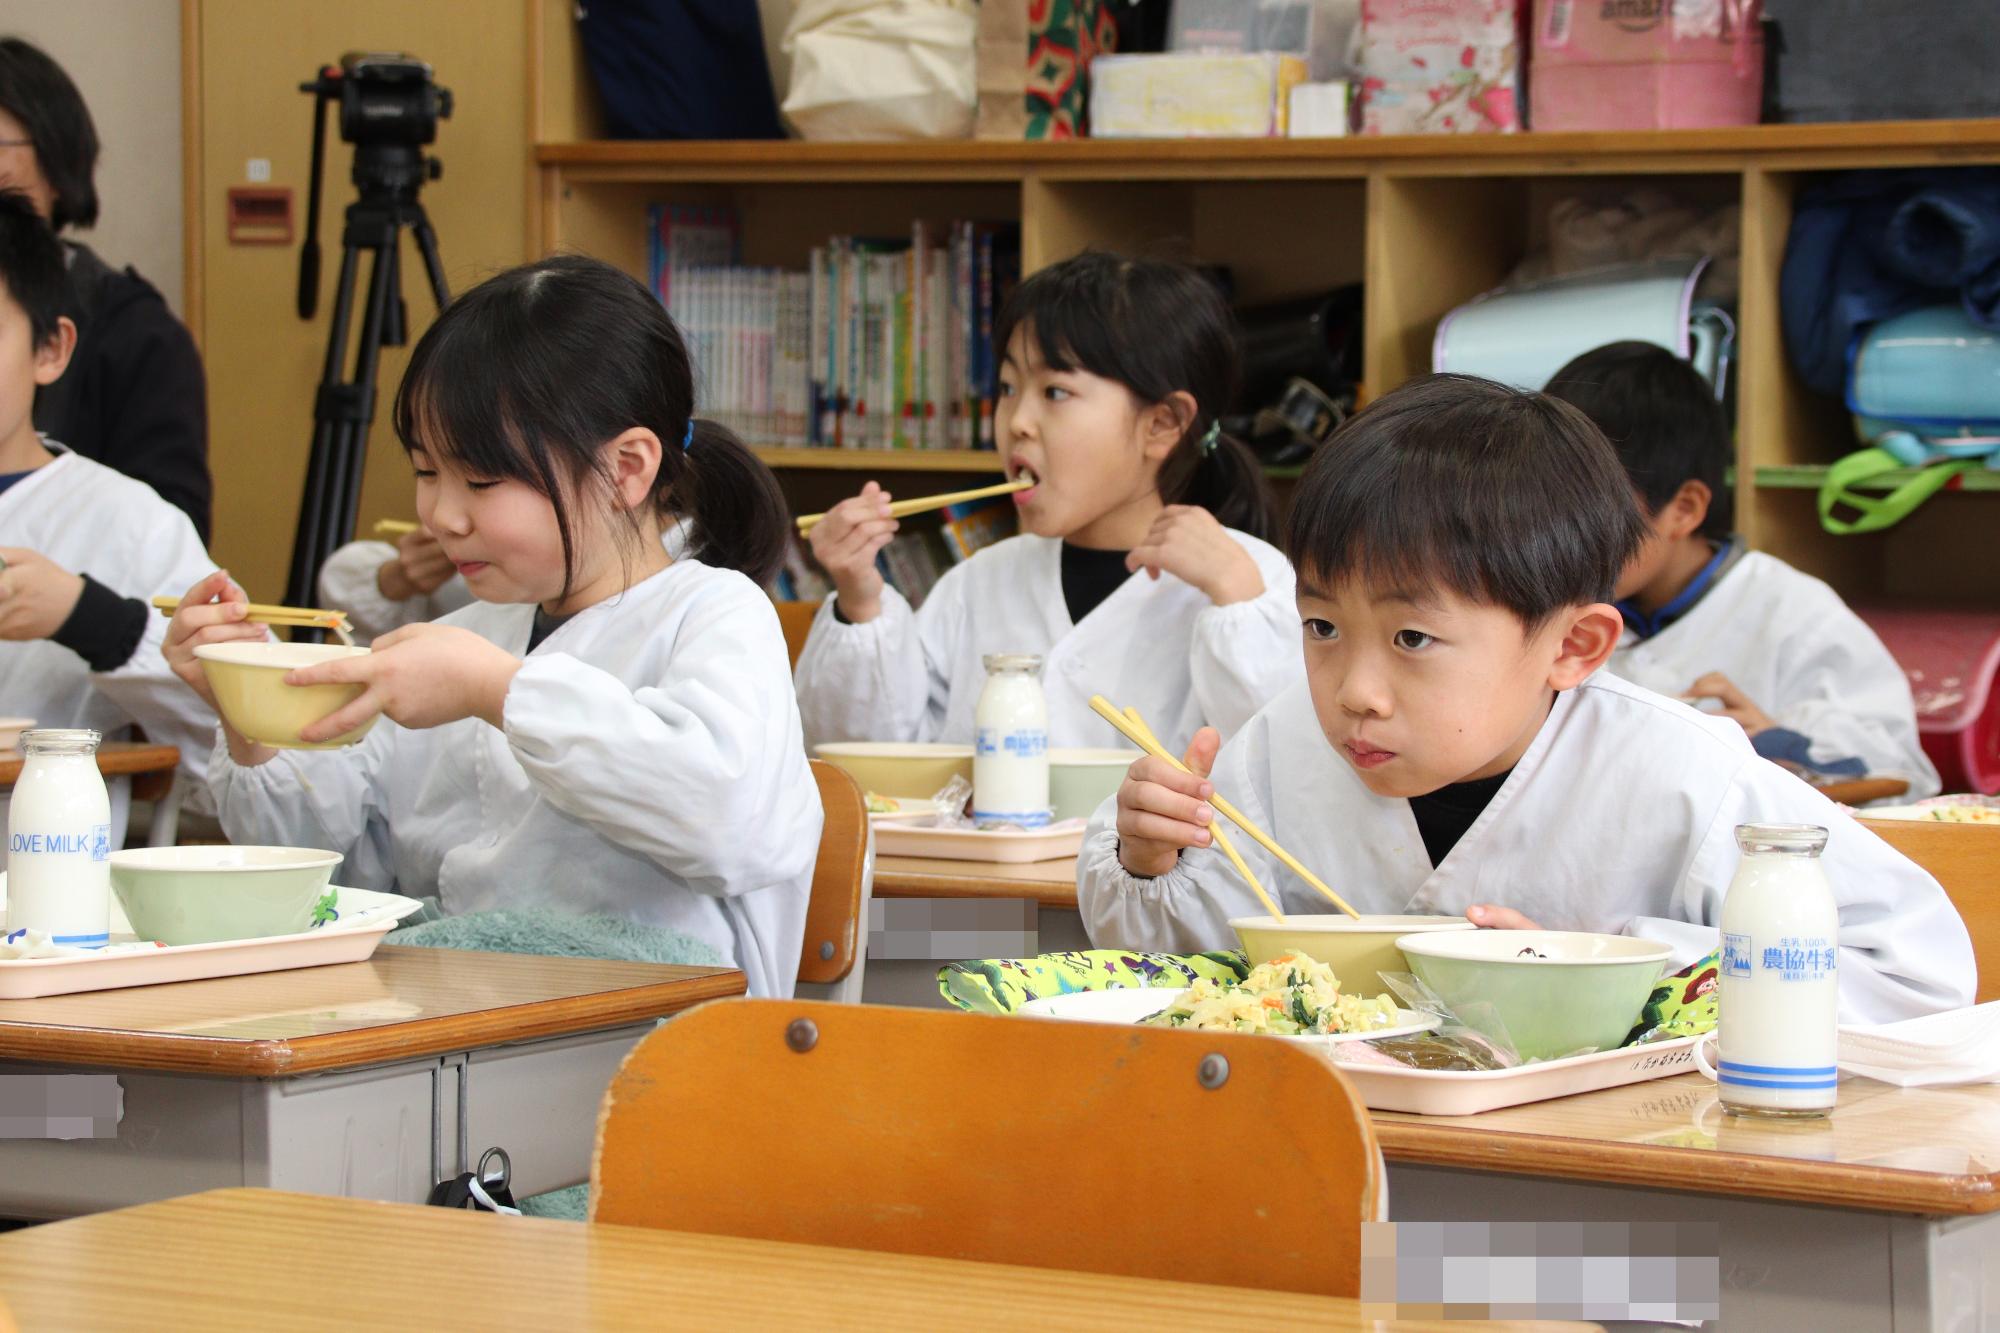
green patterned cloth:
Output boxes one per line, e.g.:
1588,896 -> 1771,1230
937,950 -> 1250,1015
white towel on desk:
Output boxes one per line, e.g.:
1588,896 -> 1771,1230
1839,1002 -> 2000,1086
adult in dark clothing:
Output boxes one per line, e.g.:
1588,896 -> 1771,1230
0,38 -> 211,542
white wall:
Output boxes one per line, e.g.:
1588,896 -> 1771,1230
10,0 -> 184,314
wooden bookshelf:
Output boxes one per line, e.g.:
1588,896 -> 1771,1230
529,0 -> 2000,609
751,447 -> 1005,474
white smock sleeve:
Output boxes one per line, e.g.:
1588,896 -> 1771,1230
318,540 -> 434,643
1076,725 -> 1284,951
1625,765 -> 1973,1024
1761,597 -> 1940,797
207,727 -> 401,891
504,589 -> 822,897
793,578 -> 959,747
1187,538 -> 1304,738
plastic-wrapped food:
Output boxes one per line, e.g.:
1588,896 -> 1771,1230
1624,948 -> 1720,1046
1335,1029 -> 1513,1071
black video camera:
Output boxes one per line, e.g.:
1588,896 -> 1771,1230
303,52 -> 452,149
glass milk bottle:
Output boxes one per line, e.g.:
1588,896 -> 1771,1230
6,729 -> 112,948
973,654 -> 1050,828
1715,824 -> 1840,1117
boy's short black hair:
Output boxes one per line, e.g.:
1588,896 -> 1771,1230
1286,373 -> 1646,629
0,39 -> 98,231
1544,341 -> 1731,538
0,188 -> 65,345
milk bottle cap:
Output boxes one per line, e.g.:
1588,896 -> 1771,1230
1734,823 -> 1828,857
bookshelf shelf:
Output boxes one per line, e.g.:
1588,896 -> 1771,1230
1755,465 -> 2000,494
751,447 -> 1005,474
531,0 -> 2000,607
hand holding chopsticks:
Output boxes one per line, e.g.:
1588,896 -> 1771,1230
152,595 -> 350,633
1088,695 -> 1361,921
794,478 -> 1030,535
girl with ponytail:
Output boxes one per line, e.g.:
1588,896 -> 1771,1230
163,256 -> 820,997
796,249 -> 1302,754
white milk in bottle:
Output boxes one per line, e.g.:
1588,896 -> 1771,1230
973,653 -> 1050,827
1716,823 -> 1839,1116
6,729 -> 111,948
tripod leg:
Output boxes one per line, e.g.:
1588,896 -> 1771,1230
410,204 -> 451,312
287,240 -> 367,607
328,238 -> 401,575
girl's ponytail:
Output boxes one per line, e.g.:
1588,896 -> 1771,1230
671,418 -> 790,588
1163,427 -> 1274,542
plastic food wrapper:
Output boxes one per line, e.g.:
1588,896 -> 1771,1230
922,774 -> 1057,832
1622,948 -> 1720,1046
1327,971 -> 1526,1070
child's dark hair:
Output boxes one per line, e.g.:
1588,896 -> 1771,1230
0,189 -> 66,345
993,250 -> 1274,540
0,39 -> 99,231
1544,341 -> 1732,538
392,255 -> 790,590
1287,374 -> 1646,629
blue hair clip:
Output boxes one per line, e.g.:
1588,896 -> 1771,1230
683,420 -> 696,451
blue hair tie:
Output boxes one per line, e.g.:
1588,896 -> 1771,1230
683,420 -> 696,451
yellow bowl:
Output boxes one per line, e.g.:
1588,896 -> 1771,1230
194,642 -> 377,750
1231,914 -> 1478,996
812,742 -> 974,801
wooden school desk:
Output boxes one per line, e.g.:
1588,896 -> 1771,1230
864,855 -> 1084,1008
0,1188 -> 1593,1332
1376,1070 -> 2000,1330
0,948 -> 741,1218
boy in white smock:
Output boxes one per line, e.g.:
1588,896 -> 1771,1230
1082,374 -> 1970,1024
0,191 -> 214,850
1546,341 -> 1937,796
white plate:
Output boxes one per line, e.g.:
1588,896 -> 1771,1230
874,819 -> 1084,863
0,887 -> 425,1000
1328,1034 -> 1703,1115
1018,987 -> 1438,1046
866,799 -> 950,823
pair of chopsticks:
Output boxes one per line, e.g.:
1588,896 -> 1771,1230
373,519 -> 420,537
151,596 -> 351,633
794,478 -> 1032,535
1088,694 -> 1361,924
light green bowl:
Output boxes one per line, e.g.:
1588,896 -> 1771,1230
1049,747 -> 1136,821
1395,929 -> 1672,1061
108,845 -> 343,945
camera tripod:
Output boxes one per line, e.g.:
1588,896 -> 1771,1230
285,56 -> 452,610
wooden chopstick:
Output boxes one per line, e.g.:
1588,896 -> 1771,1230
1122,706 -> 1285,925
793,478 -> 1032,534
373,519 -> 420,537
151,596 -> 350,630
1088,695 -> 1362,920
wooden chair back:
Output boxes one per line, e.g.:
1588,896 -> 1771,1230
798,760 -> 868,989
1861,818 -> 2000,1003
591,998 -> 1382,1297
775,599 -> 821,670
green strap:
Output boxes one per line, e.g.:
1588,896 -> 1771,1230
1817,447 -> 1975,534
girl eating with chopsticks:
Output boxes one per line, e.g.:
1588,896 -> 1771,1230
1083,374 -> 1971,1024
793,250 -> 1302,753
160,256 -> 822,997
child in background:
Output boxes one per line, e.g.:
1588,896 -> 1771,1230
794,251 -> 1302,754
1083,374 -> 1970,1024
316,528 -> 473,642
1545,342 -> 1938,796
163,256 -> 821,997
0,191 -> 215,846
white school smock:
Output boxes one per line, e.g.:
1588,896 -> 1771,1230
1078,670 -> 1972,1024
1605,550 -> 1939,797
209,559 -> 821,998
317,540 -> 475,643
0,446 -> 219,841
793,530 -> 1302,752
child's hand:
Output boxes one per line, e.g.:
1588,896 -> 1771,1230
1125,506 -> 1265,605
0,547 -> 85,642
1685,672 -> 1776,738
1465,904 -> 1544,930
287,623 -> 523,742
806,481 -> 898,622
378,529 -> 455,602
161,570 -> 269,708
1115,727 -> 1222,878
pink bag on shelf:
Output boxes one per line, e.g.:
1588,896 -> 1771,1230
1530,0 -> 1764,132
1359,0 -> 1521,136
1855,605 -> 2000,796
